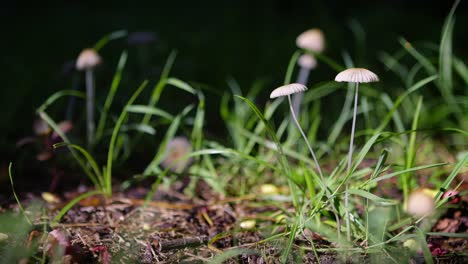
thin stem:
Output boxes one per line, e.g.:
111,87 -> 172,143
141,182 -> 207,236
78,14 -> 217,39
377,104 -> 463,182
85,69 -> 95,148
292,66 -> 311,116
288,94 -> 341,241
347,83 -> 359,173
288,95 -> 323,181
345,82 -> 360,242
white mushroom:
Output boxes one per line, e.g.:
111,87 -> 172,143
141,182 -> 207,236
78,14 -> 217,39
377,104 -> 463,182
293,28 -> 325,117
297,54 -> 317,70
296,29 -> 325,53
76,49 -> 101,71
335,68 -> 379,83
76,48 -> 102,147
334,67 -> 379,241
270,83 -> 324,188
405,189 -> 435,217
161,136 -> 193,173
270,83 -> 307,99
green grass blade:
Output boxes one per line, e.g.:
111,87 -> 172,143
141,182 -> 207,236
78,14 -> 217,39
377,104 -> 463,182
399,38 -> 437,74
106,81 -> 148,195
415,228 -> 434,264
93,30 -> 127,51
36,90 -> 85,112
244,98 -> 283,155
380,93 -> 407,144
306,50 -> 345,72
327,84 -> 354,146
234,96 -> 290,174
375,75 -> 437,133
437,0 -> 461,117
51,190 -> 103,226
120,123 -> 156,135
281,220 -> 298,263
141,50 -> 177,126
191,92 -> 205,152
434,152 -> 467,201
453,57 -> 468,85
126,105 -> 174,121
143,113 -> 184,175
351,133 -> 381,173
367,163 -> 447,186
8,163 -> 32,225
426,232 -> 468,239
302,81 -> 341,104
234,95 -> 298,208
95,51 -> 128,142
53,142 -> 103,189
284,51 -> 301,85
402,96 -> 423,203
166,77 -> 197,95
38,111 -> 97,184
347,189 -> 398,206
378,51 -> 408,82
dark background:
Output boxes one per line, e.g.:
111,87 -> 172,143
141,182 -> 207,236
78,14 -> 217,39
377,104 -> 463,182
0,0 -> 466,186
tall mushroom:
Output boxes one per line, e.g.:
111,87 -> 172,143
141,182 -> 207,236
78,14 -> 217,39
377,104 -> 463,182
270,83 -> 325,188
293,28 -> 325,116
76,48 -> 102,147
334,67 -> 379,241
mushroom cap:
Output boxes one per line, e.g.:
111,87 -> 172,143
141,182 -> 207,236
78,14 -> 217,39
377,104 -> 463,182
34,119 -> 51,136
405,190 -> 435,217
296,29 -> 325,53
334,68 -> 379,83
76,48 -> 101,70
270,83 -> 307,99
297,54 -> 317,69
161,136 -> 193,173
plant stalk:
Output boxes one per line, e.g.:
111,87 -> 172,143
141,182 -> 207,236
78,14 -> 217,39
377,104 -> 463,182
85,69 -> 95,147
288,94 -> 342,240
288,95 -> 324,182
292,66 -> 311,116
345,82 -> 360,242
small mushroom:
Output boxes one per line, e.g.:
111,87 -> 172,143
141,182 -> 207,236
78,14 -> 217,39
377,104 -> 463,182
334,68 -> 379,173
76,48 -> 102,147
296,29 -> 325,53
292,29 -> 325,116
161,136 -> 193,173
270,83 -> 325,188
239,219 -> 256,230
33,119 -> 51,136
405,189 -> 435,217
334,67 -> 379,241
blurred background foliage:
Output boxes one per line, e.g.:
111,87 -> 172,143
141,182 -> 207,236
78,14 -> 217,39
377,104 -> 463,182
0,0 -> 466,187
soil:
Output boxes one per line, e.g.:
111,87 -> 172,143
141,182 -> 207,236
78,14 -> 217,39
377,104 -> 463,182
2,180 -> 467,263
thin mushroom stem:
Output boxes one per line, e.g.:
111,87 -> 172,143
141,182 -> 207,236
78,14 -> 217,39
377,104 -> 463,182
288,94 -> 341,241
292,66 -> 311,116
345,82 -> 359,242
85,68 -> 95,147
287,94 -> 324,182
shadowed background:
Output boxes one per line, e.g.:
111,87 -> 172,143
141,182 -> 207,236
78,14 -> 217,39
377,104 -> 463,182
0,0 -> 466,191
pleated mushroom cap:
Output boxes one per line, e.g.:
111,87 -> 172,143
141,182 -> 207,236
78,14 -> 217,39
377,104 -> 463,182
270,83 -> 307,99
297,54 -> 317,70
296,29 -> 325,53
335,68 -> 379,83
76,49 -> 102,71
